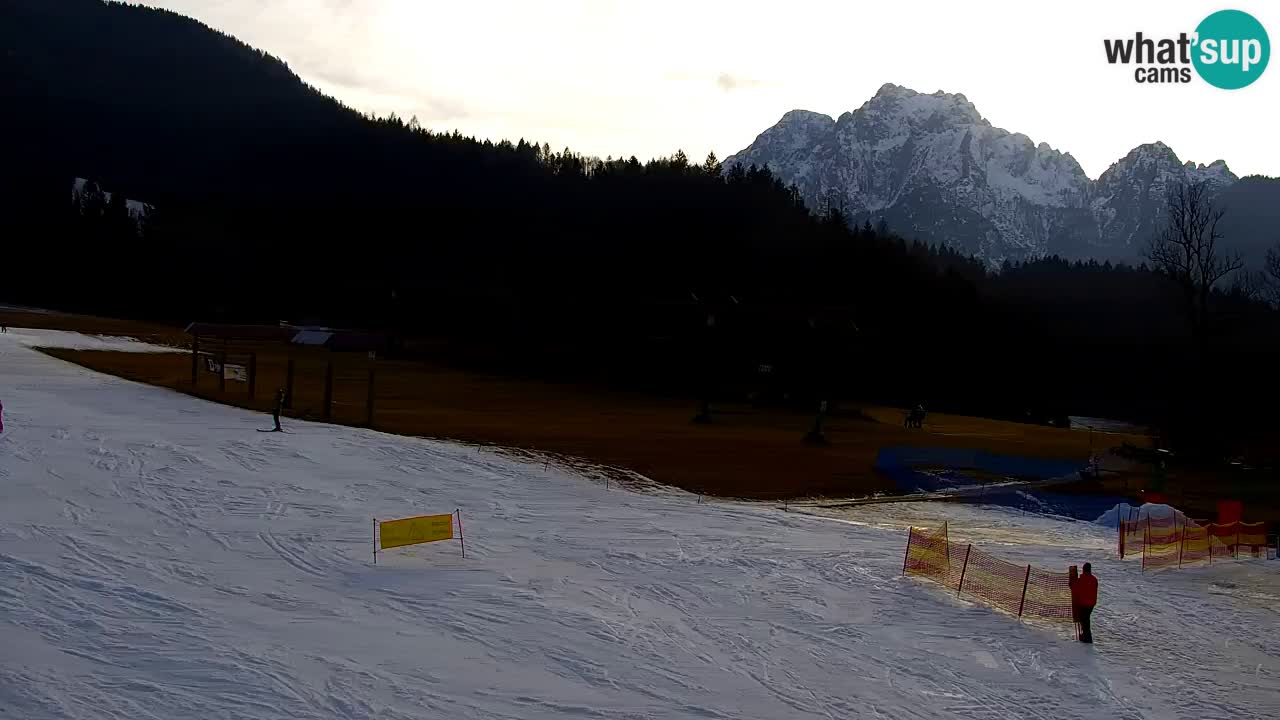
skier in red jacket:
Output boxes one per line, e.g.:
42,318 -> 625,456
1071,563 -> 1099,643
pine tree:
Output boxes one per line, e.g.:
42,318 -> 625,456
702,152 -> 721,177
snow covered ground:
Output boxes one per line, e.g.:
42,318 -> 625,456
1,331 -> 1278,719
2,327 -> 182,353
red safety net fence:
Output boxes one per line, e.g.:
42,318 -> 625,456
903,523 -> 1073,623
1119,511 -> 1274,570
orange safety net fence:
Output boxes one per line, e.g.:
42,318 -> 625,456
1181,524 -> 1210,564
903,522 -> 951,583
1119,513 -> 1274,569
1142,513 -> 1182,570
1238,522 -> 1268,559
903,522 -> 1073,623
1023,566 -> 1075,622
958,547 -> 1028,617
1210,523 -> 1238,561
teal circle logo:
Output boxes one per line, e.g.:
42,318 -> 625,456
1192,10 -> 1270,89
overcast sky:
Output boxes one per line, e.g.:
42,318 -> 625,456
142,0 -> 1277,179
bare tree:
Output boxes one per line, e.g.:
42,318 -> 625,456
1266,243 -> 1280,305
1229,269 -> 1267,303
1143,182 -> 1244,343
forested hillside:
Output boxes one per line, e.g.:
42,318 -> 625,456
3,0 -> 1278,455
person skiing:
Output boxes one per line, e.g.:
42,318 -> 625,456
272,388 -> 285,432
1070,563 -> 1099,643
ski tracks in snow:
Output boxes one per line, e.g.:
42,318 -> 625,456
2,334 -> 1279,719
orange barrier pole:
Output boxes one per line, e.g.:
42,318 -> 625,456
1178,515 -> 1184,568
1143,516 -> 1150,572
1017,564 -> 1031,617
956,545 -> 972,597
1069,566 -> 1080,639
902,527 -> 914,576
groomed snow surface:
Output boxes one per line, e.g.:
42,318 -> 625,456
1,331 -> 1278,719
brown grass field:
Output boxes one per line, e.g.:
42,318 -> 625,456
2,308 -> 1164,502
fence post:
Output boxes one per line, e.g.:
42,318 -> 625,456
1177,512 -> 1187,568
1178,515 -> 1184,568
956,545 -> 972,596
1017,564 -> 1031,617
456,508 -> 466,559
1143,516 -> 1150,572
902,527 -> 914,576
1119,519 -> 1126,559
1235,523 -> 1240,559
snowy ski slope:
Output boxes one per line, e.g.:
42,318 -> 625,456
1,332 -> 1278,719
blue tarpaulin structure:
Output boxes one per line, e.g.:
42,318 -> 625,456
875,447 -> 1084,493
968,490 -> 1135,521
874,447 -> 1130,521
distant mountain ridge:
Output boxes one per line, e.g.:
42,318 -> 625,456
726,84 -> 1274,266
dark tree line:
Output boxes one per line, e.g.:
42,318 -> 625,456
3,0 -> 1279,459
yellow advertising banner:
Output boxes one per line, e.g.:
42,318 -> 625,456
379,513 -> 454,550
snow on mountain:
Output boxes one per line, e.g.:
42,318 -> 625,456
1091,143 -> 1238,254
726,85 -> 1239,265
1185,159 -> 1236,188
72,177 -> 151,218
4,332 -> 1279,718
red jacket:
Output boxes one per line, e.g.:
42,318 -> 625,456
1071,573 -> 1098,607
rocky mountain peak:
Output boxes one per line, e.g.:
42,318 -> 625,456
854,83 -> 988,130
725,84 -> 1242,266
1184,159 -> 1237,187
1113,141 -> 1179,168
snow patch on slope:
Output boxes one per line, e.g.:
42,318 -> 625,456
6,328 -> 182,353
1094,502 -> 1189,529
